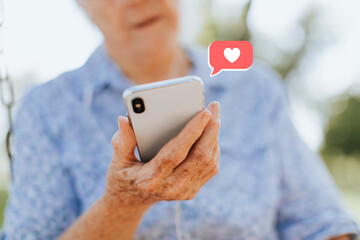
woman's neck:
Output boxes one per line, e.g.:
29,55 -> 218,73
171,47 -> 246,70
104,42 -> 193,85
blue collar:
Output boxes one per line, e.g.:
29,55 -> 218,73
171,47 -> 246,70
82,42 -> 209,95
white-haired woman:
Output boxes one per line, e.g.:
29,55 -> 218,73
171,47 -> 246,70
2,0 -> 359,239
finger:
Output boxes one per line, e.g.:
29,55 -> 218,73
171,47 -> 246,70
200,163 -> 218,187
212,141 -> 220,166
169,140 -> 219,180
111,116 -> 138,168
191,101 -> 220,155
165,102 -> 220,177
164,142 -> 220,200
147,110 -> 212,177
175,101 -> 220,171
192,142 -> 220,185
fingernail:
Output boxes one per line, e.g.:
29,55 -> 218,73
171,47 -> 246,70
203,110 -> 211,120
214,102 -> 220,114
118,116 -> 128,129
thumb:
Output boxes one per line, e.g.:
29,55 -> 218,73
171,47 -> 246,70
111,116 -> 138,166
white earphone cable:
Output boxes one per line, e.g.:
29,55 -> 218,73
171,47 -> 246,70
167,44 -> 192,240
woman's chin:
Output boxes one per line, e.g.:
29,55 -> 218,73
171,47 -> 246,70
131,33 -> 177,54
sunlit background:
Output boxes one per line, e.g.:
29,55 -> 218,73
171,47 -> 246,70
1,0 -> 359,227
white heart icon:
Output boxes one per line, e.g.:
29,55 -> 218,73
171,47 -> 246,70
224,48 -> 241,63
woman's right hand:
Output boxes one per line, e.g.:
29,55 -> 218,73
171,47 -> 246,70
102,101 -> 221,212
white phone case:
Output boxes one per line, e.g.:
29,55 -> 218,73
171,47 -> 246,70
123,76 -> 205,163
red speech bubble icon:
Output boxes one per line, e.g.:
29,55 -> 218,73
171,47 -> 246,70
208,41 -> 253,77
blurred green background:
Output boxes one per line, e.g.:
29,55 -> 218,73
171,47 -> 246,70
197,0 -> 360,224
0,190 -> 6,227
1,0 -> 359,228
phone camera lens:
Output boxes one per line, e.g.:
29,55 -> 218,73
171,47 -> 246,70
132,98 -> 145,114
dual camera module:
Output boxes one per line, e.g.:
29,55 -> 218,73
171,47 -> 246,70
132,98 -> 145,114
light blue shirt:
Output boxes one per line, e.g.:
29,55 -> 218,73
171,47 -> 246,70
2,43 -> 359,239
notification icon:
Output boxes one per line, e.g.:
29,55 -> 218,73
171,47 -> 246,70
208,41 -> 253,77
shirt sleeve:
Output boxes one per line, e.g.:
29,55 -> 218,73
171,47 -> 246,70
269,78 -> 360,239
1,87 -> 80,240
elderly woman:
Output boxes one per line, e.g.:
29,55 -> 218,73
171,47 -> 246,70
2,0 -> 359,239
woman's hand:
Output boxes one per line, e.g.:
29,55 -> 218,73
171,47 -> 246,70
60,102 -> 220,240
103,101 -> 221,211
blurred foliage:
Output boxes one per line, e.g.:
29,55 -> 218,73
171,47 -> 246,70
0,189 -> 8,228
322,95 -> 360,187
196,0 -> 360,190
196,0 -> 319,80
197,0 -> 252,45
270,9 -> 318,80
322,96 -> 360,157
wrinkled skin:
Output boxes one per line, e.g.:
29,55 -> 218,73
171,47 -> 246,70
104,102 -> 221,209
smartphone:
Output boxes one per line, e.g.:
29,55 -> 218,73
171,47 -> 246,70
123,76 -> 205,163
